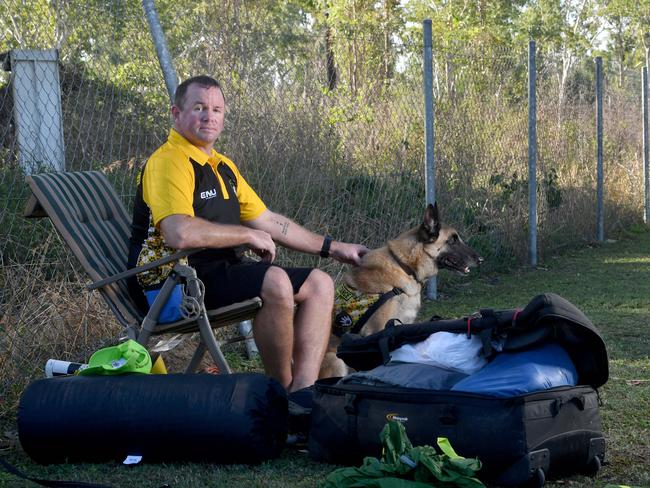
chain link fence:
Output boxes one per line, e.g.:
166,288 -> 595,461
0,1 -> 647,414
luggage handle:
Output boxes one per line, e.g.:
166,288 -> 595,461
571,394 -> 587,410
344,393 -> 359,415
551,395 -> 586,416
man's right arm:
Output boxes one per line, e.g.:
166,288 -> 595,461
160,214 -> 276,262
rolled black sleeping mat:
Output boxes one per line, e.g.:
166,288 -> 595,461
18,373 -> 288,464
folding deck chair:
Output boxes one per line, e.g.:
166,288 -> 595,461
23,170 -> 262,373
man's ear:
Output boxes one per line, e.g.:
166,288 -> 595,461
171,105 -> 180,122
417,202 -> 440,242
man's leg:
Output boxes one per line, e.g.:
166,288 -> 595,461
289,269 -> 334,392
198,261 -> 332,390
252,266 -> 296,389
253,267 -> 333,392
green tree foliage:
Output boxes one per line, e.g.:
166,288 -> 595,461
404,0 -> 523,51
599,0 -> 639,86
2,0 -> 645,103
0,0 -> 57,50
515,0 -> 601,111
312,0 -> 406,96
159,0 -> 314,85
599,0 -> 650,75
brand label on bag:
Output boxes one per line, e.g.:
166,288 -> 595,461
386,412 -> 408,423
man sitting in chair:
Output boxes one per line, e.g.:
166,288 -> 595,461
127,75 -> 367,405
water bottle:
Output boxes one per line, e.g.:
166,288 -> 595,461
45,359 -> 88,378
238,320 -> 259,358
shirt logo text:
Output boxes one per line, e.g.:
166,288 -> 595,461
200,189 -> 218,200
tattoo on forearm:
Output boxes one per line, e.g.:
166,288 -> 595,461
274,218 -> 290,236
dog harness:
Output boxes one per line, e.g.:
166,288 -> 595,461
333,284 -> 403,337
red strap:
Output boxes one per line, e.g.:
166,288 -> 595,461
467,316 -> 472,338
513,308 -> 522,324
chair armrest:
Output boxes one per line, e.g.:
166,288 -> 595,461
87,249 -> 203,291
23,193 -> 48,218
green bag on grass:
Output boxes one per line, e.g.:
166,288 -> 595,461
78,339 -> 152,376
321,421 -> 485,488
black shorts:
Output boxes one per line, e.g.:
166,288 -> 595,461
196,260 -> 313,309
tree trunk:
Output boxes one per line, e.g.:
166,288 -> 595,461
349,3 -> 358,97
382,0 -> 397,85
325,13 -> 338,91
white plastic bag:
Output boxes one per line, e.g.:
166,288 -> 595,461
390,332 -> 487,374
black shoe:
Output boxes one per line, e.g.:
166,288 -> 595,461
287,386 -> 314,445
288,385 -> 314,416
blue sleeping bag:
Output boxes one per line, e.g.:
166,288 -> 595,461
451,342 -> 578,397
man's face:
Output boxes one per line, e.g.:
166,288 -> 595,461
172,83 -> 225,154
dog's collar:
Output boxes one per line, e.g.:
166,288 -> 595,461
388,248 -> 421,284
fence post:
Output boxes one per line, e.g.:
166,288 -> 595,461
423,19 -> 437,300
596,57 -> 604,241
528,40 -> 538,266
8,50 -> 65,174
641,66 -> 650,224
142,0 -> 178,103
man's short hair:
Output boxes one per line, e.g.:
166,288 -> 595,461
174,75 -> 222,109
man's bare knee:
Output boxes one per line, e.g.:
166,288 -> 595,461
296,269 -> 334,303
260,266 -> 295,307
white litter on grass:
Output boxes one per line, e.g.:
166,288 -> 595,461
123,455 -> 142,465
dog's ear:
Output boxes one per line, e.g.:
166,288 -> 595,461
417,202 -> 441,242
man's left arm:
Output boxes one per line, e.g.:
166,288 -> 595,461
244,209 -> 368,266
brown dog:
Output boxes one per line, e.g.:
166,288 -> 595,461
319,203 -> 482,378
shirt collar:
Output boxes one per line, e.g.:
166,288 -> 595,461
167,128 -> 220,166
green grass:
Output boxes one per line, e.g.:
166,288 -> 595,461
1,232 -> 650,487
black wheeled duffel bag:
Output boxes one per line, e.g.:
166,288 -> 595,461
309,379 -> 604,487
309,293 -> 608,487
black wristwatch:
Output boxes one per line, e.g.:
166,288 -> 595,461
320,235 -> 333,258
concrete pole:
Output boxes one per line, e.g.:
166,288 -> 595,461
528,40 -> 538,266
142,0 -> 178,103
596,57 -> 604,241
643,67 -> 649,223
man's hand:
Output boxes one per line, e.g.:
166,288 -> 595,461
330,242 -> 369,266
247,228 -> 276,262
